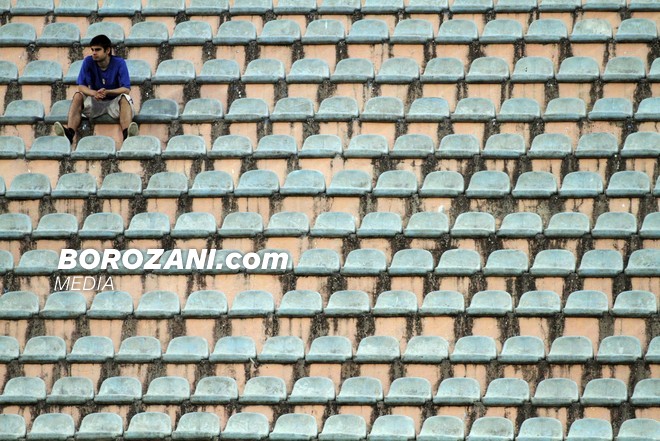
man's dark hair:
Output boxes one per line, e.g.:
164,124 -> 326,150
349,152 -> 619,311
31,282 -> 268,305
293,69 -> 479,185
89,34 -> 112,50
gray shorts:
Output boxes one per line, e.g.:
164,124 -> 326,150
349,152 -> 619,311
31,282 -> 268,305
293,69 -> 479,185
79,93 -> 135,120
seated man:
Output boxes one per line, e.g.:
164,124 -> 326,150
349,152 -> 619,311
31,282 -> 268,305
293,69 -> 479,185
54,34 -> 138,143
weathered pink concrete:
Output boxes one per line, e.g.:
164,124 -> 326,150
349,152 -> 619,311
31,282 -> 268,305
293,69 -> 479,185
390,44 -> 428,65
379,84 -> 417,103
481,44 -> 518,72
271,121 -> 309,146
100,199 -> 134,223
87,123 -> 126,142
5,15 -> 48,36
582,10 -> 623,30
187,14 -> 222,34
244,83 -> 278,110
99,17 -> 134,40
463,83 -> 506,111
301,45 -> 341,72
227,122 -> 265,147
153,84 -> 186,108
52,15 -> 91,35
569,43 -> 612,63
421,84 -> 460,112
142,16 -> 178,36
126,46 -> 161,73
215,46 -> 249,73
260,46 -> 297,72
346,44 -> 387,71
0,125 -> 38,150
35,46 -> 73,74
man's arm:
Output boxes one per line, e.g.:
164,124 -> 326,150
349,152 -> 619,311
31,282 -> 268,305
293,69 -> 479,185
78,85 -> 109,101
78,85 -> 98,97
77,58 -> 97,97
78,84 -> 129,100
100,87 -> 130,97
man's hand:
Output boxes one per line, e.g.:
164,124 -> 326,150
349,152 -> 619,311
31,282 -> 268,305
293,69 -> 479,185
94,88 -> 107,100
103,87 -> 131,97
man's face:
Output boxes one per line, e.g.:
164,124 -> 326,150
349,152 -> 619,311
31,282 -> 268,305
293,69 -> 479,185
90,46 -> 110,62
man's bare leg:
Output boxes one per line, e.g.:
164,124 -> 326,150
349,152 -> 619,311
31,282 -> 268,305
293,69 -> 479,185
54,92 -> 84,143
119,96 -> 132,131
119,95 -> 138,138
67,92 -> 85,132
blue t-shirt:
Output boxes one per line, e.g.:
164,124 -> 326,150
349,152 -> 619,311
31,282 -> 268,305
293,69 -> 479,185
77,55 -> 131,99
